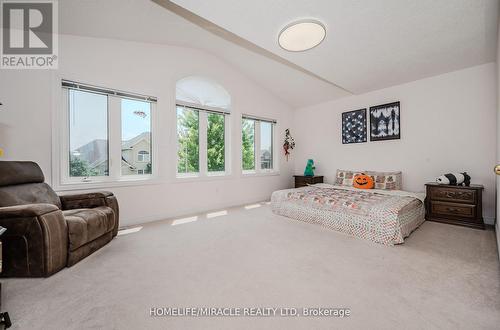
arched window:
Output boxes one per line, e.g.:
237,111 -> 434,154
176,76 -> 231,112
137,150 -> 150,162
176,76 -> 230,176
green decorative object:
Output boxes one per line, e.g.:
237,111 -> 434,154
304,159 -> 316,177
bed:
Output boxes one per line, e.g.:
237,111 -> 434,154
271,183 -> 425,245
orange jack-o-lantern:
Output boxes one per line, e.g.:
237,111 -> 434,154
353,173 -> 374,189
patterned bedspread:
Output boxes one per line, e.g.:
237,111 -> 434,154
271,184 -> 425,245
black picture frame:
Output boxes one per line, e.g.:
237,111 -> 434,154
342,108 -> 367,144
369,101 -> 400,141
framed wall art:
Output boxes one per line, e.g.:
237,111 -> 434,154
370,102 -> 400,141
342,108 -> 367,144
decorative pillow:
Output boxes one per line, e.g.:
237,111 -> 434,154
335,169 -> 363,186
364,171 -> 402,190
353,173 -> 374,189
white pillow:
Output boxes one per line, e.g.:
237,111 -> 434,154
364,171 -> 402,190
335,169 -> 364,187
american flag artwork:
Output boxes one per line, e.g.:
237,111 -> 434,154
342,109 -> 367,144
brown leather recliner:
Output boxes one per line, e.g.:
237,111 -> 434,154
0,161 -> 119,277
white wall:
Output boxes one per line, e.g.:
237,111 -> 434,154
0,35 -> 294,226
1,35 -> 496,227
293,63 -> 497,224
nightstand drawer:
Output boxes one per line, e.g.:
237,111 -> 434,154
430,201 -> 476,218
294,176 -> 324,188
429,187 -> 476,204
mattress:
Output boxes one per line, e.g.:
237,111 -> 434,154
271,183 -> 425,245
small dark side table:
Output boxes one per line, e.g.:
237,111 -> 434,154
293,175 -> 324,188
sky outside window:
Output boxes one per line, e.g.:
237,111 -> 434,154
121,99 -> 151,140
69,90 -> 108,151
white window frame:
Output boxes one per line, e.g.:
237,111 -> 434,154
175,103 -> 231,180
56,80 -> 158,189
241,114 -> 278,176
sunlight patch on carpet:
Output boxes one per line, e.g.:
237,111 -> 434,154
172,216 -> 198,226
206,210 -> 228,218
117,226 -> 143,236
244,204 -> 261,210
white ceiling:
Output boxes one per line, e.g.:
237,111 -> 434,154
60,0 -> 498,108
59,0 -> 349,109
172,0 -> 498,94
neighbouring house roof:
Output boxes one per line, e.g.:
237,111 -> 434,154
75,132 -> 151,170
88,157 -> 136,170
75,139 -> 108,165
121,132 -> 151,150
121,156 -> 135,170
88,158 -> 107,169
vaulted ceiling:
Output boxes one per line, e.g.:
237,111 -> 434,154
60,0 -> 498,108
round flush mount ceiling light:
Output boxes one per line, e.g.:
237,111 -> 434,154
278,19 -> 326,52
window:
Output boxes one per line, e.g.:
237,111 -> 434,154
260,121 -> 273,170
137,151 -> 150,162
176,76 -> 230,178
207,113 -> 225,172
241,118 -> 255,171
61,80 -> 157,185
122,99 -> 152,176
177,106 -> 200,174
242,115 -> 276,173
68,90 -> 109,178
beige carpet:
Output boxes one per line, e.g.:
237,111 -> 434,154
3,203 -> 500,329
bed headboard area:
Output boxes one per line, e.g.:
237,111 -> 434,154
335,169 -> 402,190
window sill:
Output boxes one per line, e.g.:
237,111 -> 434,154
174,172 -> 233,183
242,170 -> 280,178
53,170 -> 280,191
54,176 -> 161,192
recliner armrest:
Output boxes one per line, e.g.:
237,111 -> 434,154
0,203 -> 68,277
59,191 -> 119,237
0,203 -> 59,218
59,191 -> 113,201
59,191 -> 114,210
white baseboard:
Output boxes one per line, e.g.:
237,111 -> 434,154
484,216 -> 495,226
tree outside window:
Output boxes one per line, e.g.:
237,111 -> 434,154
177,107 -> 200,173
242,118 -> 255,171
207,113 -> 225,172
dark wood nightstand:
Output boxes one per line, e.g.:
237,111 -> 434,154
293,175 -> 324,188
425,183 -> 484,229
